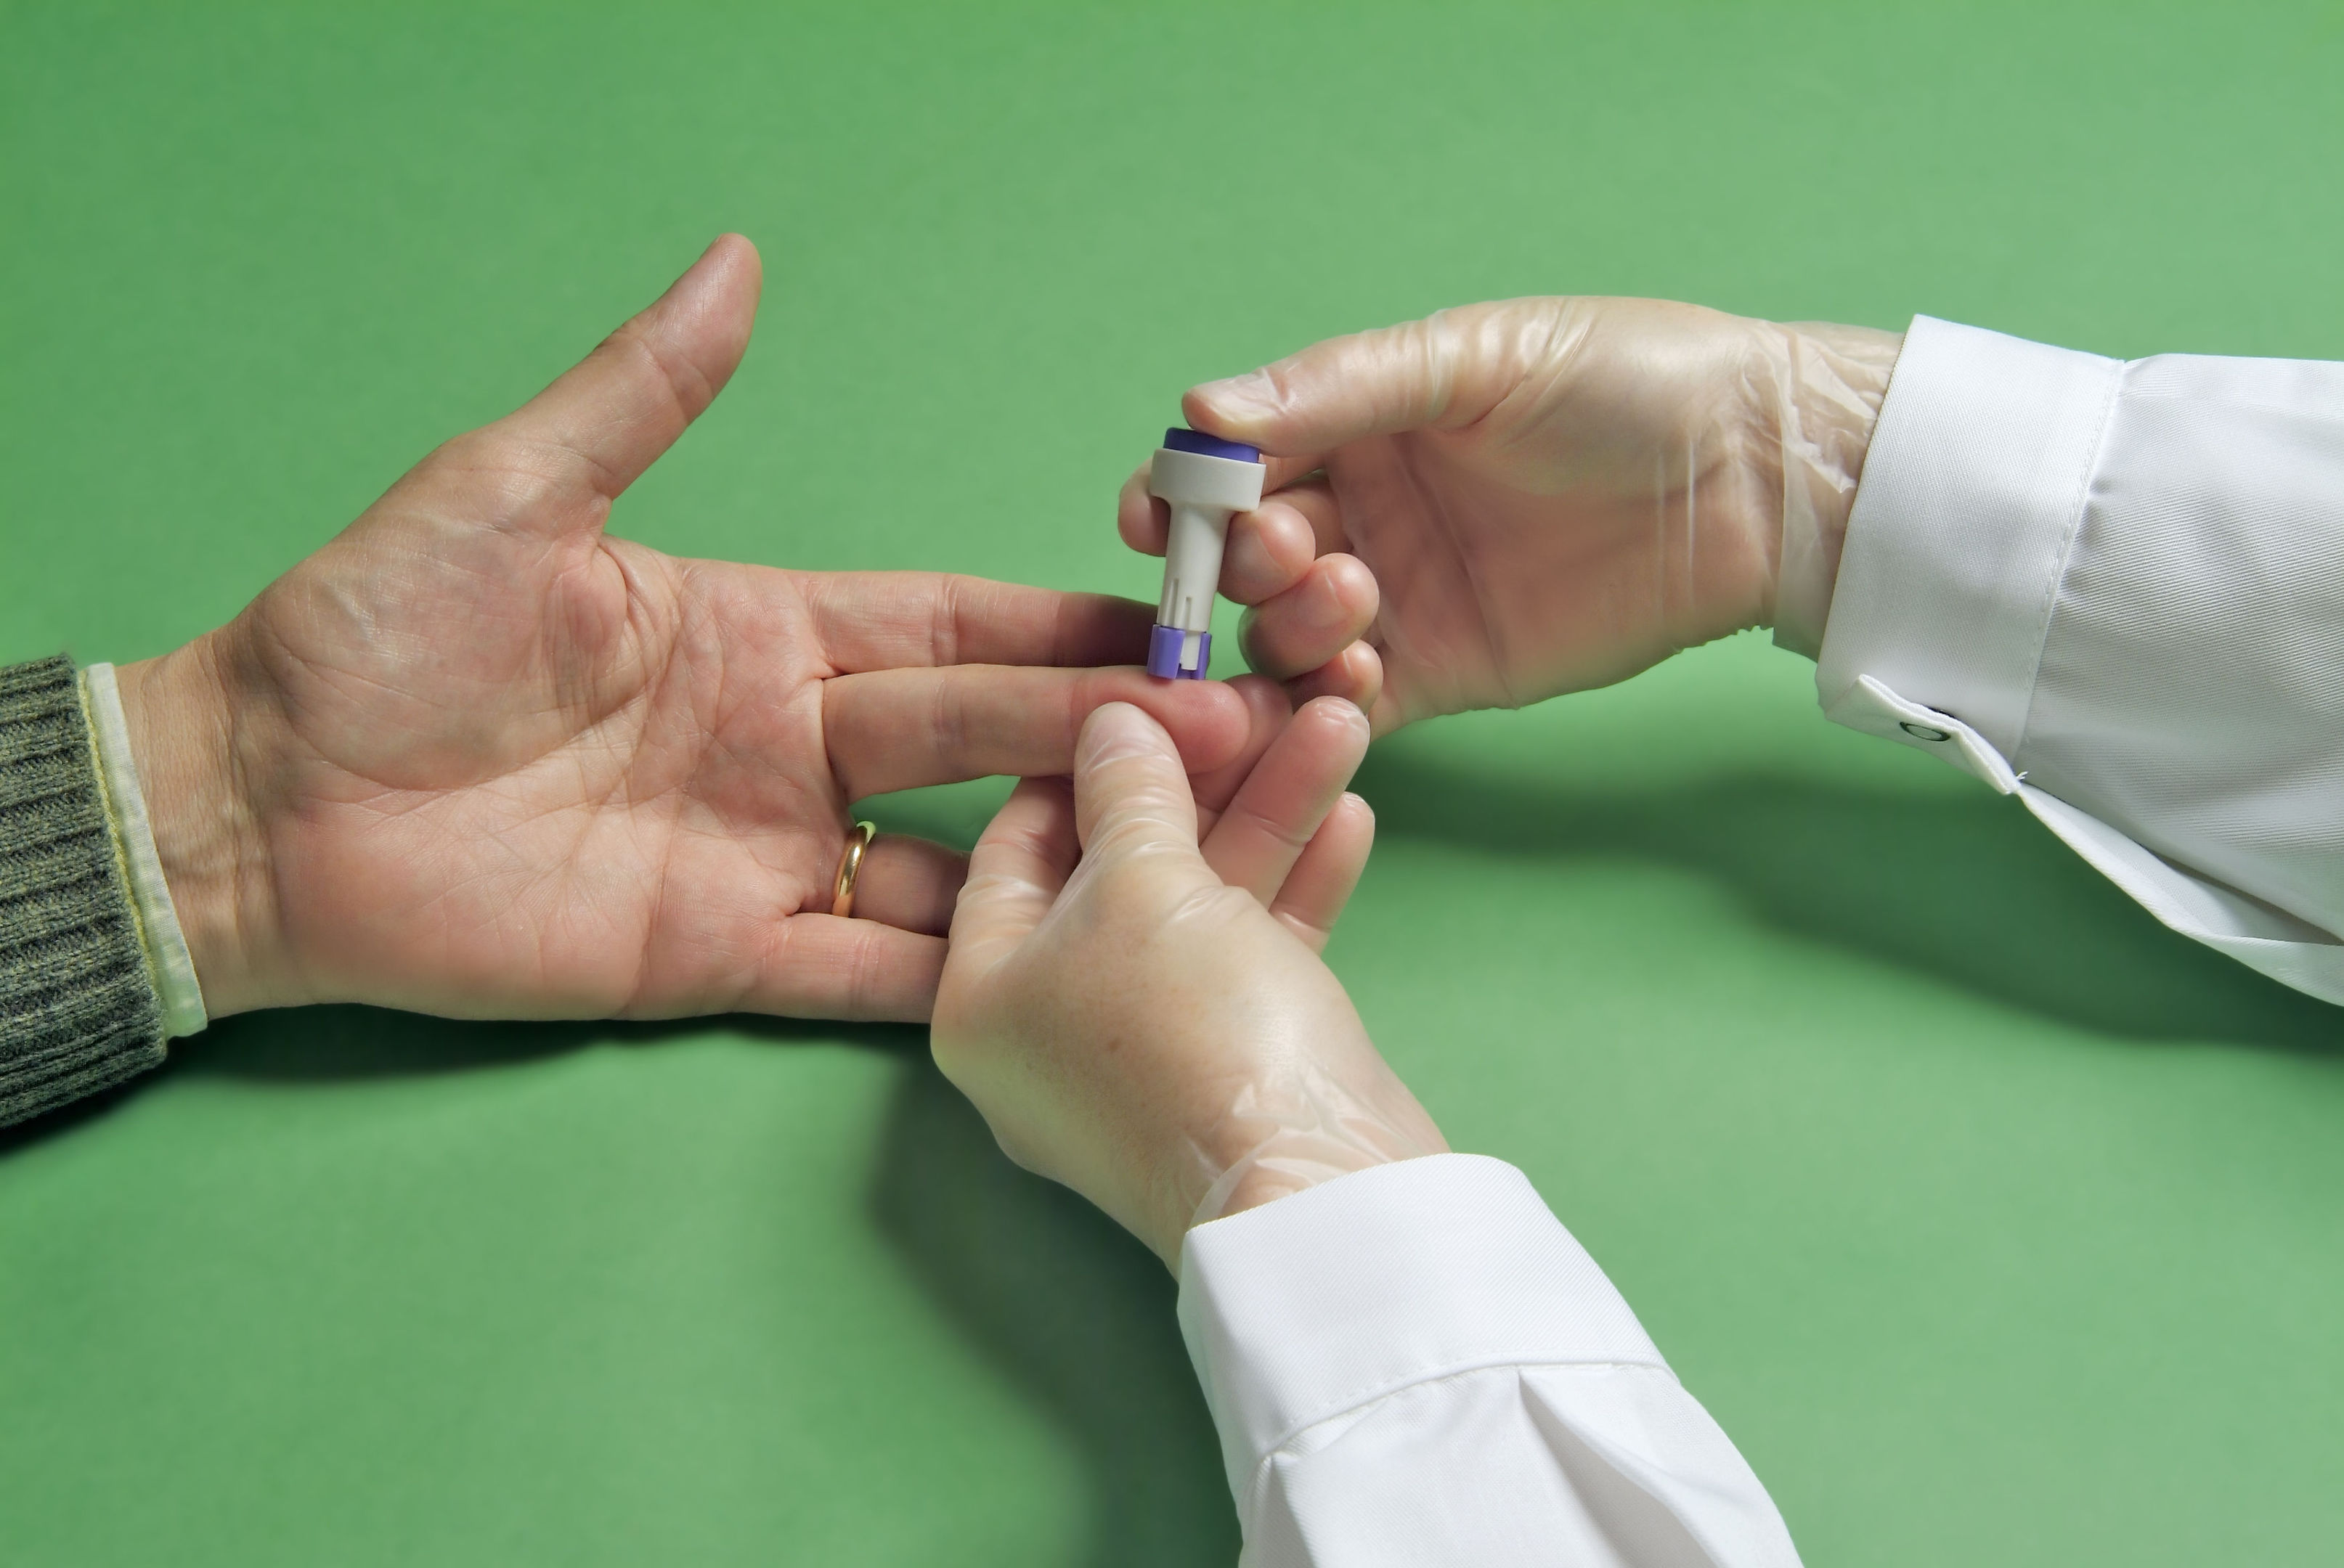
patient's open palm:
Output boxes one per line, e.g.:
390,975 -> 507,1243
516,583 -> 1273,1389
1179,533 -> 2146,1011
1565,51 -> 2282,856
129,238 -> 1250,1023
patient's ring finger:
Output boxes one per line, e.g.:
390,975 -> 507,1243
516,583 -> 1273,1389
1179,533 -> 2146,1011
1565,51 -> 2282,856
831,826 -> 967,937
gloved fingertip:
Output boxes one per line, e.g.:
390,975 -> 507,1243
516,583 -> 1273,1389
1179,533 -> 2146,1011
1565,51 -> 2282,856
1075,701 -> 1175,772
1296,693 -> 1372,746
1184,371 -> 1281,438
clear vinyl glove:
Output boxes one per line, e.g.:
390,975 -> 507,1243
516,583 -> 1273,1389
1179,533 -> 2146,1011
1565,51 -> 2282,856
1118,298 -> 1904,730
932,697 -> 1446,1269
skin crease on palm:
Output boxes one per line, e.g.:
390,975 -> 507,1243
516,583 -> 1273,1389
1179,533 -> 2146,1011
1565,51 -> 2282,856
109,234 -> 1337,1027
1118,298 -> 1902,733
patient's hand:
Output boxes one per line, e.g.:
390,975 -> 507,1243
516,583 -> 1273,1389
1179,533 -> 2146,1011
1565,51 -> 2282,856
932,697 -> 1446,1269
115,236 -> 1256,1024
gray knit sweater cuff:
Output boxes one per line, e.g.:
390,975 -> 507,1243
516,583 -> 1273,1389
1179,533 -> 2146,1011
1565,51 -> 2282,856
0,656 -> 168,1127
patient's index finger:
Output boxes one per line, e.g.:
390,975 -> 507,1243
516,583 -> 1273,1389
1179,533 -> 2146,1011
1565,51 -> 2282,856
796,572 -> 1155,674
822,663 -> 1250,801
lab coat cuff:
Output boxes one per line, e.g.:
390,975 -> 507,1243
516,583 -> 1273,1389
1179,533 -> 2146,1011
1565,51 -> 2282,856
1817,315 -> 2123,763
1175,1153 -> 1667,1506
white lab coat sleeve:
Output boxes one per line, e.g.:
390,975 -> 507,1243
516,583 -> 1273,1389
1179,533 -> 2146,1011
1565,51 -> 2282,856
1176,1154 -> 1802,1567
1818,316 -> 2344,1000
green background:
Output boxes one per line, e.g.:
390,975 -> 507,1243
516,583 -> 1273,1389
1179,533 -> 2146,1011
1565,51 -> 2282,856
5,2 -> 2343,1562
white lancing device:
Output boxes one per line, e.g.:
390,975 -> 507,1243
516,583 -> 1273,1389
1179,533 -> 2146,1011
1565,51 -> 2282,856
1145,428 -> 1266,679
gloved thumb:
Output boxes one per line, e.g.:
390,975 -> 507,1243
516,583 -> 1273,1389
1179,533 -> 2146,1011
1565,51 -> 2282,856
1071,703 -> 1207,867
1182,306 -> 1519,459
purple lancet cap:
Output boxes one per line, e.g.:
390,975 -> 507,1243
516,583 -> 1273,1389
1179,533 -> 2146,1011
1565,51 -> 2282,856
1147,624 -> 1211,679
1162,428 -> 1261,464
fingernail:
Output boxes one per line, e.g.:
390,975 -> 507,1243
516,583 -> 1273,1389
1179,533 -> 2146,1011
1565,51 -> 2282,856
1303,569 -> 1352,630
1195,369 -> 1277,420
1306,695 -> 1370,735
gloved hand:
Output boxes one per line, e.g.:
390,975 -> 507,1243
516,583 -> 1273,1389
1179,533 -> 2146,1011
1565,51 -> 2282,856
1118,298 -> 1903,732
932,697 -> 1446,1268
115,236 -> 1261,1024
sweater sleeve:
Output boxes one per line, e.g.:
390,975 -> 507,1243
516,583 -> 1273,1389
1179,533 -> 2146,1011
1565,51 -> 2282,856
0,655 -> 168,1127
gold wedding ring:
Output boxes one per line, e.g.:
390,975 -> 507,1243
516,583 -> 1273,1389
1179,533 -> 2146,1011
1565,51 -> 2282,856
831,820 -> 877,920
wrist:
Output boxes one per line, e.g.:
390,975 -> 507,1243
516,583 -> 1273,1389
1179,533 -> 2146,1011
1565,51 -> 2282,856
1762,320 -> 1905,658
1180,1062 -> 1449,1249
114,637 -> 290,1018
1206,1137 -> 1404,1222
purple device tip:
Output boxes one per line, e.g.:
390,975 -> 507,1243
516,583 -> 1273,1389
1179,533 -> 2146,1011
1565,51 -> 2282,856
1147,624 -> 1211,679
1162,428 -> 1261,464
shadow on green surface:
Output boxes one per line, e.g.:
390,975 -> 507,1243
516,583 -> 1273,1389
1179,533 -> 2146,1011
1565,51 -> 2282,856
0,1007 -> 1237,1568
868,1061 -> 1241,1568
1357,748 -> 2344,1052
0,1008 -> 868,1148
162,1005 -> 865,1079
7,743 -> 2320,1567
